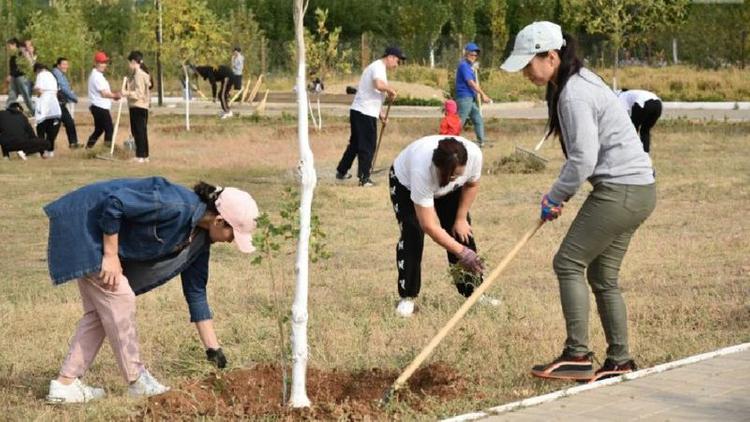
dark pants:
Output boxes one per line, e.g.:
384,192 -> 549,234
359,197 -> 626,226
87,105 -> 113,147
336,109 -> 377,182
1,136 -> 48,157
389,167 -> 480,298
219,78 -> 231,112
630,99 -> 662,153
36,119 -> 61,152
59,103 -> 79,145
129,107 -> 149,158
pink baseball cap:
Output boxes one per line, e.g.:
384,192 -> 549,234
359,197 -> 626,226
444,99 -> 457,114
215,187 -> 259,253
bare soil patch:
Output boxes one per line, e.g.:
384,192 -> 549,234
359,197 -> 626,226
145,362 -> 466,420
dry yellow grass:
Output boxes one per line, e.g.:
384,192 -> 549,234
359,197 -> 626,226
0,112 -> 748,420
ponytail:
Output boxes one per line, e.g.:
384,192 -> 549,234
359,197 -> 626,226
544,32 -> 582,157
127,50 -> 153,89
193,181 -> 223,213
432,137 -> 468,187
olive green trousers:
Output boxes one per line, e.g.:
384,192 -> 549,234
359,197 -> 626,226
553,182 -> 656,363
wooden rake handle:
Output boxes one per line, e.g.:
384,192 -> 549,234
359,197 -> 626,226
109,77 -> 128,156
371,100 -> 393,170
390,219 -> 545,393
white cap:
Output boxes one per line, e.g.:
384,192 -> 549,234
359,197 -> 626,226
501,21 -> 565,72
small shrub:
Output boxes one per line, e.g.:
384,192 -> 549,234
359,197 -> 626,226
488,151 -> 546,174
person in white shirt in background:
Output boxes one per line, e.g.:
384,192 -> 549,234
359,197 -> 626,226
389,135 -> 496,317
32,63 -> 62,158
335,46 -> 404,187
85,51 -> 121,149
617,89 -> 662,153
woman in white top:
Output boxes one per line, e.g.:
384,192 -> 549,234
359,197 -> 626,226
85,51 -> 121,149
618,89 -> 662,153
389,135 -> 487,317
33,63 -> 62,157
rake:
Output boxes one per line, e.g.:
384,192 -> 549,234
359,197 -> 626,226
370,99 -> 393,174
381,219 -> 545,404
96,77 -> 127,161
514,130 -> 550,165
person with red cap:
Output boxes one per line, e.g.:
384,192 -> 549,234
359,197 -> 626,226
85,51 -> 121,149
439,99 -> 461,136
44,177 -> 259,404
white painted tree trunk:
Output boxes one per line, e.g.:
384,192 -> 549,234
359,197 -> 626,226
289,0 -> 314,409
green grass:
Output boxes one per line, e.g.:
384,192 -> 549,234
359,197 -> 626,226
0,113 -> 748,420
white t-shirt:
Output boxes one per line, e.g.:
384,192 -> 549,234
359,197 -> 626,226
34,69 -> 62,123
88,69 -> 112,110
393,135 -> 483,208
350,59 -> 387,118
618,89 -> 660,114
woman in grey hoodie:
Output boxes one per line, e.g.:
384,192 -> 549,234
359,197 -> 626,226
501,22 -> 656,382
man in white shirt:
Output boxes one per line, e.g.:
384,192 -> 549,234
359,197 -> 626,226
335,46 -> 405,187
85,51 -> 121,149
231,47 -> 244,91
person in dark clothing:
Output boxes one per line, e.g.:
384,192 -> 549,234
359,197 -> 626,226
5,38 -> 34,112
52,57 -> 80,149
618,89 -> 662,153
193,65 -> 234,118
0,102 -> 48,159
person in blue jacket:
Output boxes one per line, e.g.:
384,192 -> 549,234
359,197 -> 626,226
44,177 -> 259,404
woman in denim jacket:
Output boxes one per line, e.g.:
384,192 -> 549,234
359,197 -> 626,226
43,177 -> 259,404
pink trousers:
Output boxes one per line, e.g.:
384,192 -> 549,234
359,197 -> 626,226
59,274 -> 144,383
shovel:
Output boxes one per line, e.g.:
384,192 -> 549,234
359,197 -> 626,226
381,220 -> 544,404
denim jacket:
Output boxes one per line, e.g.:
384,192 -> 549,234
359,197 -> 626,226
51,67 -> 78,104
44,177 -> 207,285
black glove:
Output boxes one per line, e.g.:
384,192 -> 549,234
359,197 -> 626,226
206,347 -> 227,369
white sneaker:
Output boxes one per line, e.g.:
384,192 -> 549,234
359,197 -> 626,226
42,151 -> 54,158
17,151 -> 27,160
46,379 -> 106,404
220,110 -> 234,119
396,298 -> 415,317
128,369 -> 170,398
478,294 -> 501,307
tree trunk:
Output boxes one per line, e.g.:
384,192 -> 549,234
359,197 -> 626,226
429,42 -> 435,69
612,45 -> 619,91
289,0 -> 315,409
672,38 -> 679,65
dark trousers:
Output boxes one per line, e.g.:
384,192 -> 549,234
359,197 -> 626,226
336,109 -> 377,181
219,78 -> 231,112
129,107 -> 149,158
389,167 -> 480,299
59,103 -> 79,145
630,99 -> 662,153
87,105 -> 113,147
36,119 -> 61,152
1,136 -> 48,157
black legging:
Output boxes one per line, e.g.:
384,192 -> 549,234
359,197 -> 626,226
129,107 -> 149,158
219,78 -> 232,112
86,105 -> 113,147
630,99 -> 662,153
389,167 -> 480,299
36,119 -> 61,152
59,103 -> 79,145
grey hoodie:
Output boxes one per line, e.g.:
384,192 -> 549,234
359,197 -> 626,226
548,67 -> 654,204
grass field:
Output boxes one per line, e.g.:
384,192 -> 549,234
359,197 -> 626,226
0,112 -> 748,420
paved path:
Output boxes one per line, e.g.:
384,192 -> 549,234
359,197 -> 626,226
473,348 -> 750,421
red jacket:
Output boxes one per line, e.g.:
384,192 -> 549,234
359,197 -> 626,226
439,114 -> 461,136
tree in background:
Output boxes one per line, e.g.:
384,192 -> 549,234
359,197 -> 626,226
131,0 -> 230,75
80,0 -> 136,65
228,4 -> 266,76
289,8 -> 352,80
26,2 -> 98,81
394,0 -> 449,67
482,0 -> 508,67
565,0 -> 688,88
449,0 -> 479,56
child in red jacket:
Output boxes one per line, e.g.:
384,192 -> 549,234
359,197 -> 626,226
439,99 -> 461,136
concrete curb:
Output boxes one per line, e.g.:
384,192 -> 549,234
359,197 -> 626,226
442,342 -> 750,422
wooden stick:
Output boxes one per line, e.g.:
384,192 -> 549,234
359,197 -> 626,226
388,220 -> 544,395
109,77 -> 128,156
240,77 -> 253,102
370,100 -> 392,170
255,89 -> 269,113
247,74 -> 264,104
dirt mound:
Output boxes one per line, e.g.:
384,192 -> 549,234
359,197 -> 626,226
488,151 -> 547,174
144,362 -> 466,420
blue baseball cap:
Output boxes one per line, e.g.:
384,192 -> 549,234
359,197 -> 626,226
464,42 -> 481,53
